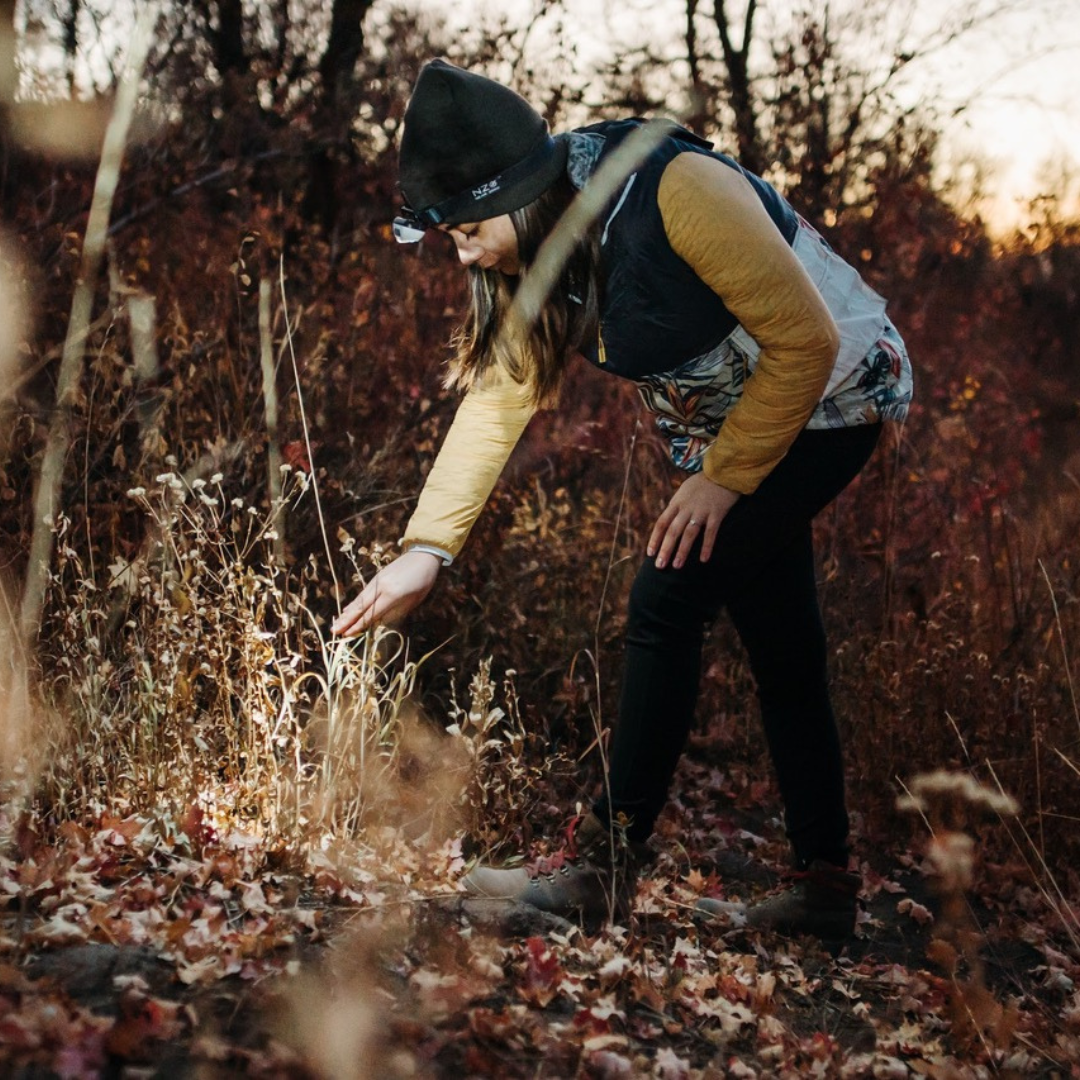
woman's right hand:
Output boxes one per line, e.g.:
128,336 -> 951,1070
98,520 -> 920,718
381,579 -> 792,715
331,549 -> 442,637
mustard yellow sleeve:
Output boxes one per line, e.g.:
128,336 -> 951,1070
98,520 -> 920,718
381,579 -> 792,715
400,361 -> 538,561
658,152 -> 840,493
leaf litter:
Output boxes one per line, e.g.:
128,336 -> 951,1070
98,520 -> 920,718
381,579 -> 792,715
2,764 -> 1077,1079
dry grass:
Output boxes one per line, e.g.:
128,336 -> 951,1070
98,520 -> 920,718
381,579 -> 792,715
26,467 -> 521,869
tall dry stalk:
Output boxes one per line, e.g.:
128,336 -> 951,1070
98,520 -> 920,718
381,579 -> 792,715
0,241 -> 30,780
985,758 -> 1080,955
0,234 -> 28,489
589,417 -> 641,925
126,290 -> 164,459
259,279 -> 285,564
279,257 -> 339,603
20,14 -> 154,644
0,236 -> 24,391
898,771 -> 1020,1054
1039,559 -> 1080,737
0,580 -> 33,794
504,118 -> 680,343
0,241 -> 37,828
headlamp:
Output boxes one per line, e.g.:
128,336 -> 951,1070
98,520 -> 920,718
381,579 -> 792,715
391,132 -> 559,245
392,210 -> 428,244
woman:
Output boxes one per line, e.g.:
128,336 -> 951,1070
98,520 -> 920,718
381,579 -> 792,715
333,59 -> 912,939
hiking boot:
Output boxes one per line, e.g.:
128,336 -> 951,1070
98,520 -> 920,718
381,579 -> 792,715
462,813 -> 644,931
696,859 -> 860,941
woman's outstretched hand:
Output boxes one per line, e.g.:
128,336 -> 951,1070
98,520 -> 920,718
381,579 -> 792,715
331,549 -> 442,637
648,472 -> 740,570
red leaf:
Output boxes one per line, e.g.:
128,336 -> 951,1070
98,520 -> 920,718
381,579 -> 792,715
524,936 -> 560,990
282,441 -> 312,473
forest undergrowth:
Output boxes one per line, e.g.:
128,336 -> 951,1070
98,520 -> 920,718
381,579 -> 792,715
2,38 -> 1080,1078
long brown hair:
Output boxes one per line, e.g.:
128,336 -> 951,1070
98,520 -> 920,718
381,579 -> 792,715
446,173 -> 602,408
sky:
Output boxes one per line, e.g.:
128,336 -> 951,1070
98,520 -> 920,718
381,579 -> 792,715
442,0 -> 1080,231
17,0 -> 1080,231
899,0 -> 1080,225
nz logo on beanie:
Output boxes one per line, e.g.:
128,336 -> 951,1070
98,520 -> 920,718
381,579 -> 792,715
472,179 -> 501,200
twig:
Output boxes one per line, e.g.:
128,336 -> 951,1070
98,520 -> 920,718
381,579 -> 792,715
985,760 -> 1080,951
1052,746 -> 1080,781
945,710 -> 971,764
1034,714 -> 1045,863
591,418 -> 641,924
1039,559 -> 1080,737
105,150 -> 289,238
5,310 -> 125,404
278,256 -> 339,605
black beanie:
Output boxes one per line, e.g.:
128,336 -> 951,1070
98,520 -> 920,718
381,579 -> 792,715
399,59 -> 568,226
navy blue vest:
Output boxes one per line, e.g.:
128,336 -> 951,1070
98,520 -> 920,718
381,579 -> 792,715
574,120 -> 798,379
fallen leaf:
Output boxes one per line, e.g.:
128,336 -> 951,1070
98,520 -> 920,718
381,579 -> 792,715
897,897 -> 934,925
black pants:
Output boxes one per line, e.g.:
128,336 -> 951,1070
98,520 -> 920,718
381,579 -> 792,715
593,423 -> 882,868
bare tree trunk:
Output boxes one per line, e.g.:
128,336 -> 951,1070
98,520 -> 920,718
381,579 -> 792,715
0,0 -> 15,158
800,14 -> 834,214
60,0 -> 78,96
318,0 -> 374,113
190,0 -> 247,111
684,0 -> 708,136
306,0 -> 375,228
214,0 -> 245,77
713,0 -> 764,174
273,0 -> 291,79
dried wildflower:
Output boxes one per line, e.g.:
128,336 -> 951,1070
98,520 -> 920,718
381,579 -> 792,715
900,768 -> 1021,1051
926,831 -> 975,893
897,769 -> 1019,825
126,487 -> 146,498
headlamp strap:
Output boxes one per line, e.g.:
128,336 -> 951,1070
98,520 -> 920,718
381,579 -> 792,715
411,132 -> 557,227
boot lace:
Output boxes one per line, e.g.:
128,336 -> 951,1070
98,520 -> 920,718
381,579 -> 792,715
524,815 -> 584,880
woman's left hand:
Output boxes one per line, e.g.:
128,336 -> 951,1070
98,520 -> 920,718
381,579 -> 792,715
648,472 -> 740,569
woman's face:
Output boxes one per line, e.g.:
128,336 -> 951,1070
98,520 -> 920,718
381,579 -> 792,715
442,215 -> 520,275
